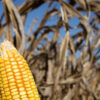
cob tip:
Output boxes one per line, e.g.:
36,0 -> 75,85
0,40 -> 16,57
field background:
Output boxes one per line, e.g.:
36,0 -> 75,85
0,0 -> 100,100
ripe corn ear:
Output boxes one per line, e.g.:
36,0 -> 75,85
0,40 -> 40,100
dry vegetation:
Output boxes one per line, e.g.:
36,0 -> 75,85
0,0 -> 100,100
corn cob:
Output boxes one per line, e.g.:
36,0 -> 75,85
0,40 -> 40,100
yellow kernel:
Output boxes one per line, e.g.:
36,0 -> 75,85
29,97 -> 35,100
22,98 -> 29,100
2,97 -> 6,100
12,95 -> 20,99
10,58 -> 14,61
15,72 -> 21,76
21,95 -> 27,99
9,83 -> 16,87
13,99 -> 20,100
16,80 -> 22,83
15,54 -> 19,58
11,62 -> 17,65
28,93 -> 34,98
1,90 -> 5,94
11,91 -> 18,95
19,65 -> 24,68
3,84 -> 8,88
4,88 -> 9,92
23,78 -> 29,81
0,64 -> 4,68
0,59 -> 3,63
0,80 -> 1,84
29,75 -> 33,79
1,71 -> 6,75
31,85 -> 36,89
17,83 -> 23,87
22,74 -> 28,78
19,87 -> 25,91
2,74 -> 6,78
18,61 -> 23,64
30,81 -> 35,85
25,85 -> 31,88
36,97 -> 40,100
5,91 -> 10,95
5,65 -> 11,68
28,71 -> 32,74
20,68 -> 26,71
17,58 -> 21,61
23,60 -> 27,63
2,77 -> 7,82
16,76 -> 21,79
9,78 -> 15,82
20,56 -> 24,59
34,89 -> 39,94
35,94 -> 40,98
20,91 -> 26,95
0,67 -> 5,71
26,87 -> 31,91
1,87 -> 4,91
5,62 -> 10,65
8,75 -> 14,80
24,81 -> 30,85
7,72 -> 13,76
13,69 -> 19,72
12,65 -> 18,69
6,95 -> 11,99
22,71 -> 27,74
25,67 -> 30,71
11,88 -> 17,92
27,90 -> 33,94
6,68 -> 12,72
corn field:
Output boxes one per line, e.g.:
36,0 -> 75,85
0,0 -> 100,100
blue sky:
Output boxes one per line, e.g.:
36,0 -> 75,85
0,0 -> 83,57
0,0 -> 82,39
0,0 -> 89,59
0,0 -> 96,39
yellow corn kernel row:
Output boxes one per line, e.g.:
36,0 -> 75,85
0,40 -> 40,100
